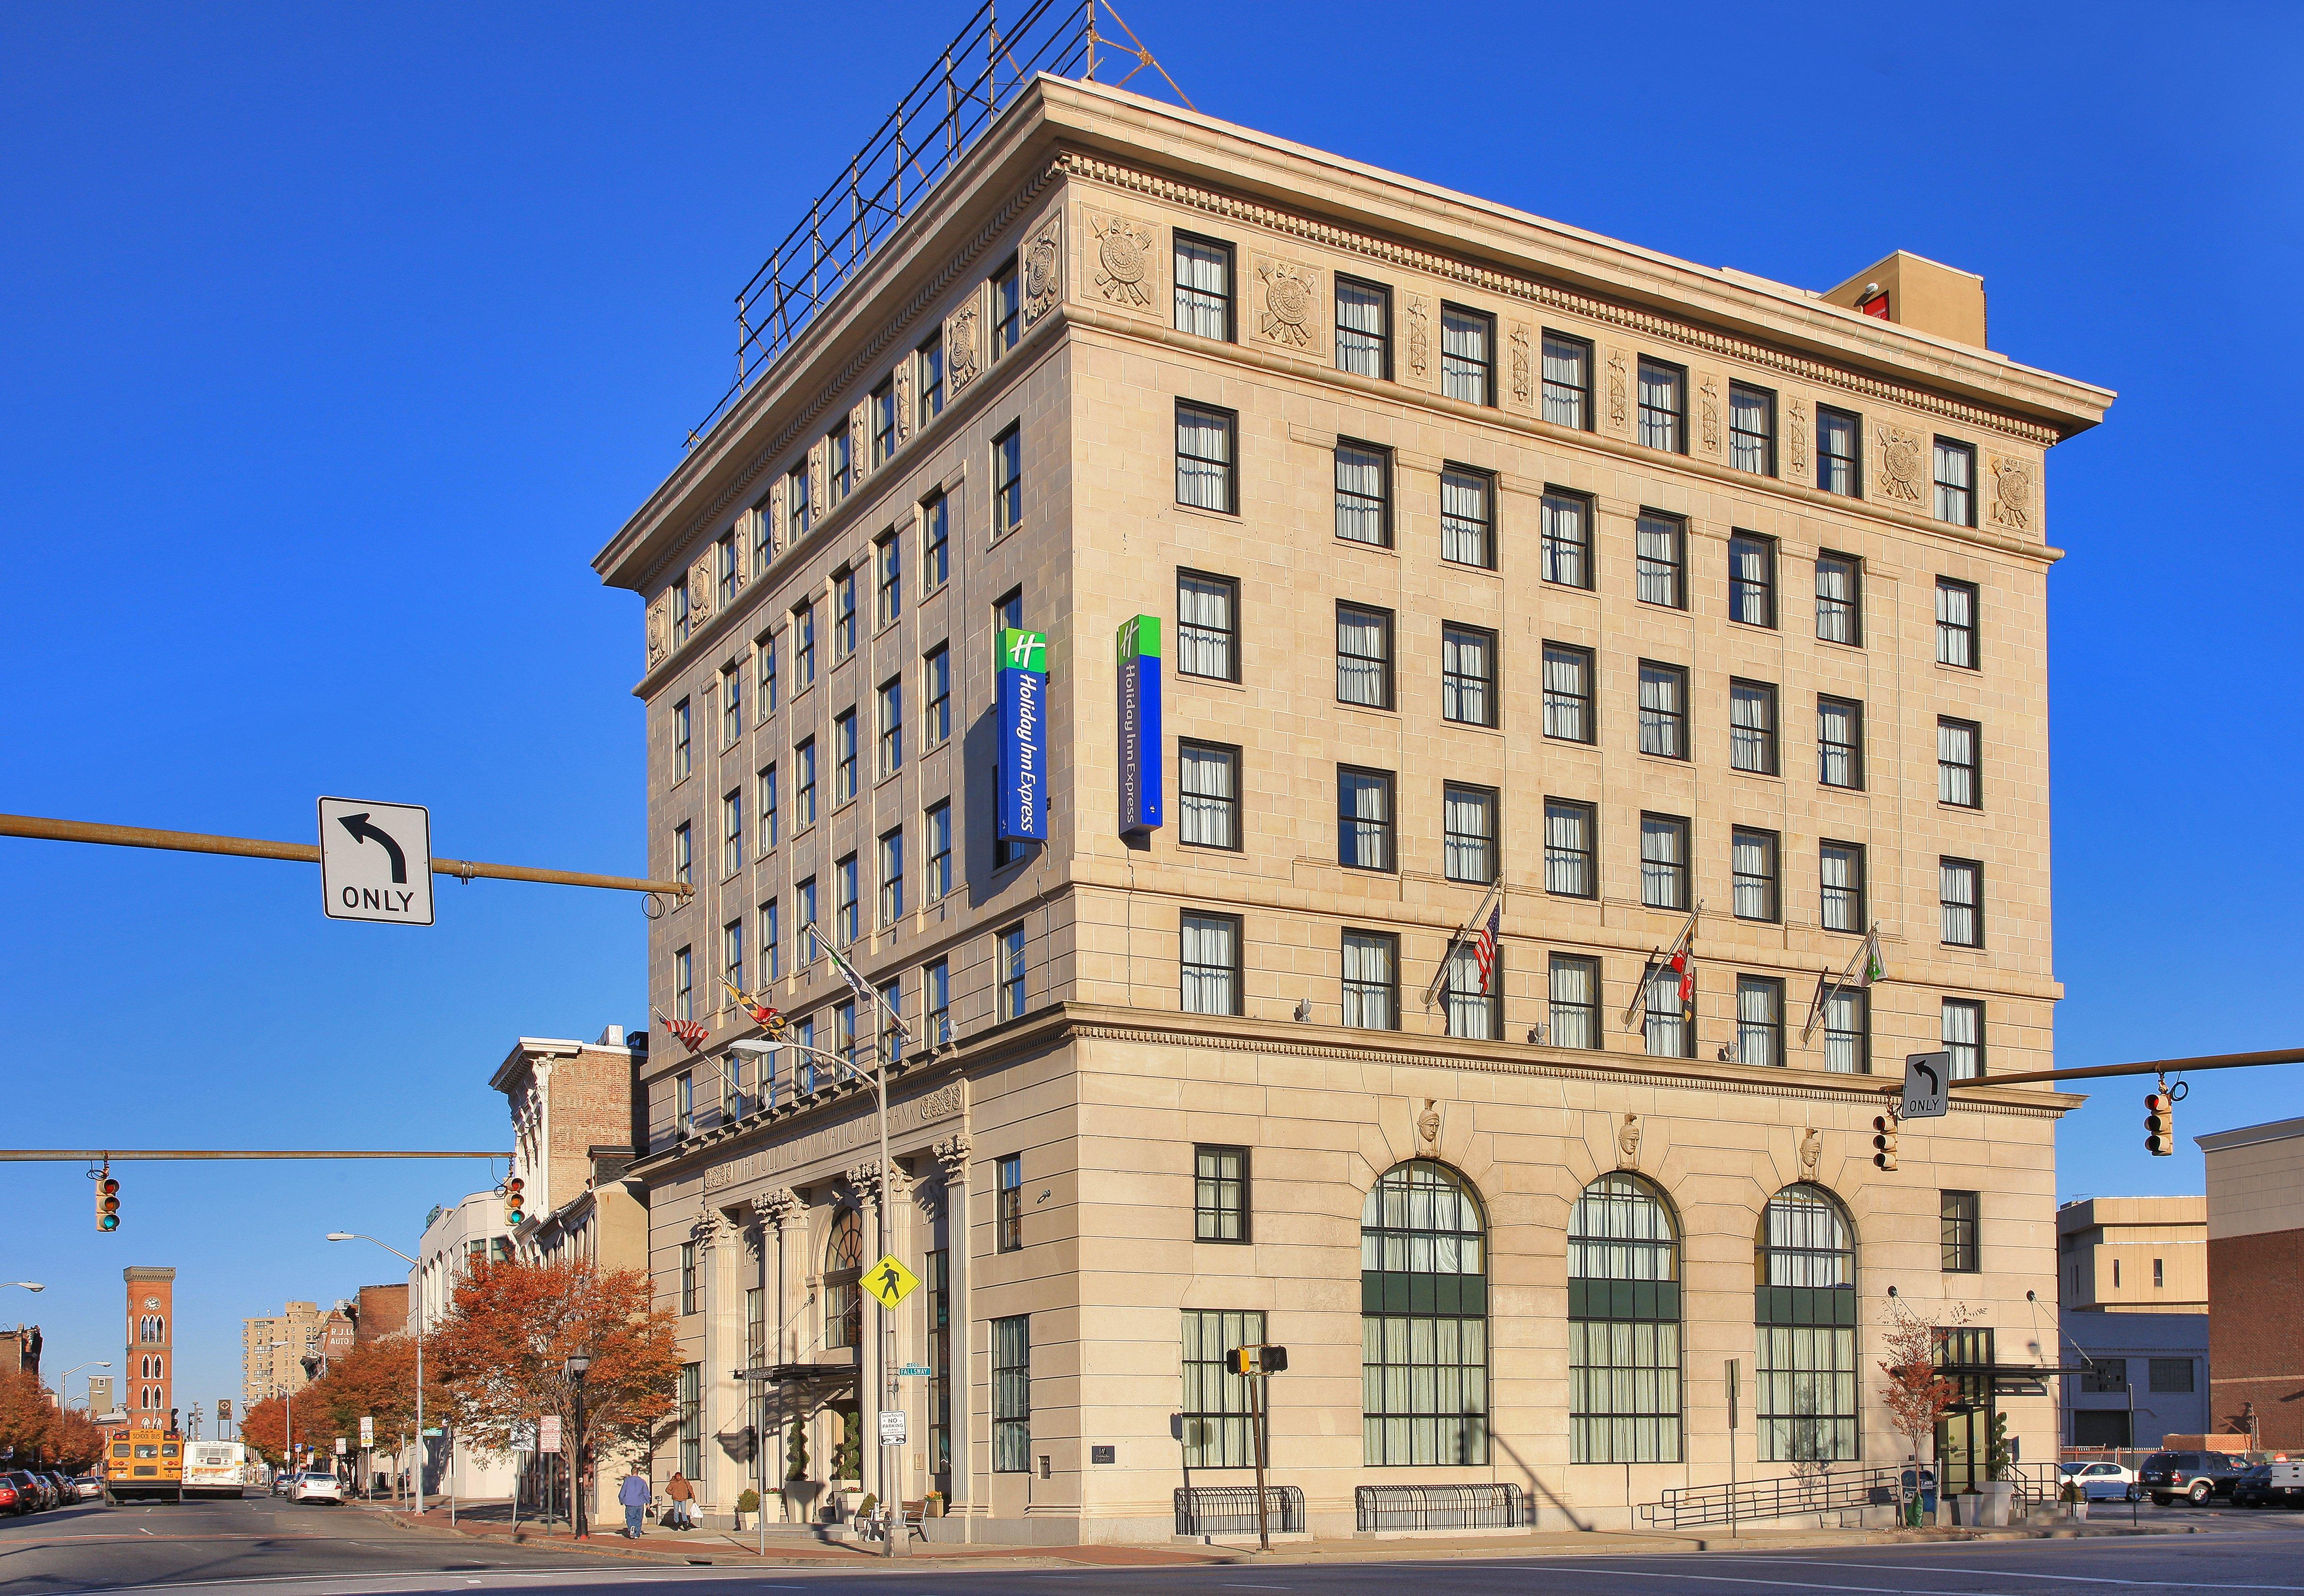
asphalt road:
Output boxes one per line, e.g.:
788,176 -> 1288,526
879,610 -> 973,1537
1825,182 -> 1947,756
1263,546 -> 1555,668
9,1492 -> 2304,1596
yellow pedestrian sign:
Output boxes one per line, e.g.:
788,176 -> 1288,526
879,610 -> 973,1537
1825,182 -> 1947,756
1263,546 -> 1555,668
864,1254 -> 919,1309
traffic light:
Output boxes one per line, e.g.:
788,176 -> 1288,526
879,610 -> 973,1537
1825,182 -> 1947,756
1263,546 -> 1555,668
2145,1090 -> 2175,1156
1871,1114 -> 1899,1172
504,1177 -> 526,1226
1227,1344 -> 1289,1376
96,1169 -> 121,1231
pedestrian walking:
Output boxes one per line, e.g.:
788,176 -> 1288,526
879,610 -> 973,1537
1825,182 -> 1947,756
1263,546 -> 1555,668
666,1471 -> 695,1530
617,1468 -> 650,1539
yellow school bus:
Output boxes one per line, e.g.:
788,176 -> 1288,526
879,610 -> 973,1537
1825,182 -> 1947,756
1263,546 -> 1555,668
106,1423 -> 184,1503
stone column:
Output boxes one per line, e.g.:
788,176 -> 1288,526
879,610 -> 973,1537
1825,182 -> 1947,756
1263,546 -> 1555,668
757,1186 -> 800,1511
933,1134 -> 972,1519
844,1158 -> 890,1515
698,1210 -> 742,1523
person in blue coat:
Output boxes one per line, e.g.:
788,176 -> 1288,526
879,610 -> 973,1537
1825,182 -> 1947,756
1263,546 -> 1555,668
617,1468 -> 651,1538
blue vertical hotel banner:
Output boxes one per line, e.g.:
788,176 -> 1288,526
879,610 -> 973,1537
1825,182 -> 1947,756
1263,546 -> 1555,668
997,627 -> 1049,842
1116,615 -> 1162,835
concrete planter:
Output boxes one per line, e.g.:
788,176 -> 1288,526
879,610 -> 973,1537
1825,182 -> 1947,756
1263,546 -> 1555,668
1980,1481 -> 2015,1527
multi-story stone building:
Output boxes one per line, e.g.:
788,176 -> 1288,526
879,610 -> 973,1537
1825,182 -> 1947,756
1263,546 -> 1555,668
2056,1197 -> 2209,1447
241,1300 -> 321,1414
2198,1117 -> 2304,1448
491,1028 -> 651,1268
595,68 -> 2109,1539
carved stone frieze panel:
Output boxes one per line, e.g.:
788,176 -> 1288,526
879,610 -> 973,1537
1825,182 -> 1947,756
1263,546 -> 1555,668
1253,256 -> 1317,352
807,439 -> 826,519
1699,373 -> 1723,456
849,404 -> 869,486
646,595 -> 668,671
1023,212 -> 1063,327
1084,206 -> 1154,313
687,555 -> 715,627
946,299 -> 983,393
1604,348 -> 1631,434
1509,324 -> 1533,409
766,478 -> 786,562
893,360 -> 915,446
1787,396 -> 1811,480
1404,295 -> 1431,382
1988,454 -> 2034,532
934,1133 -> 972,1183
1876,423 -> 1925,504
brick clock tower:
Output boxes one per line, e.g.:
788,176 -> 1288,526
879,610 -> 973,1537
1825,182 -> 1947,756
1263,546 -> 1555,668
125,1266 -> 176,1433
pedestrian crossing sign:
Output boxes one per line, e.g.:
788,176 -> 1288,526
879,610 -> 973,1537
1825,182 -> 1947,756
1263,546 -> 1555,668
864,1254 -> 920,1309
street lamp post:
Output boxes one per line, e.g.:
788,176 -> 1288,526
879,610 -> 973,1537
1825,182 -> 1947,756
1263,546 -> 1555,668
0,1282 -> 42,1293
326,1232 -> 424,1513
267,1341 -> 293,1479
564,1356 -> 591,1540
57,1361 -> 111,1410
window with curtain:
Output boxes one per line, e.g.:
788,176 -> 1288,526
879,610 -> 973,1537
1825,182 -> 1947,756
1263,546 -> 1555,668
1636,512 -> 1685,607
722,918 -> 746,1013
1338,766 -> 1394,871
1732,828 -> 1779,922
1940,858 -> 1983,947
1440,466 -> 1494,567
823,1207 -> 863,1349
1443,784 -> 1498,884
1943,998 -> 1985,1079
1820,842 -> 1865,933
992,257 -> 1020,355
1336,604 -> 1393,708
998,924 -> 1027,1020
878,828 -> 904,925
1730,383 -> 1776,474
1730,680 -> 1778,774
1645,959 -> 1693,1058
1818,697 -> 1863,789
992,1315 -> 1030,1471
678,1363 -> 702,1478
1544,643 -> 1594,742
1737,975 -> 1785,1067
835,851 -> 859,942
1441,306 -> 1494,404
1181,1309 -> 1266,1466
1816,406 -> 1860,495
1823,987 -> 1868,1074
722,664 -> 743,746
1939,718 -> 1981,807
1336,442 -> 1390,545
1570,1173 -> 1681,1463
917,334 -> 944,429
672,698 -> 691,780
1728,533 -> 1777,627
1638,662 -> 1689,759
1815,553 -> 1862,645
834,566 -> 859,659
876,531 -> 902,627
1545,799 -> 1596,898
758,627 -> 779,716
992,424 -> 1022,536
1638,358 -> 1686,451
1442,624 -> 1496,727
1940,1190 -> 1980,1272
1443,941 -> 1499,1039
827,422 -> 851,504
1640,814 -> 1689,910
1176,402 -> 1236,513
1934,438 -> 1976,525
793,602 -> 816,687
1343,929 -> 1399,1030
1937,578 -> 1978,668
923,957 -> 950,1045
926,802 -> 952,899
1335,277 -> 1389,377
1362,1161 -> 1489,1466
1756,1185 -> 1859,1462
1179,740 -> 1241,849
920,489 -> 950,592
996,1153 -> 1022,1251
1549,954 -> 1600,1049
758,762 -> 780,850
786,462 -> 811,542
1180,912 -> 1242,1016
1173,234 -> 1233,339
722,788 -> 743,876
1177,570 -> 1239,682
878,678 -> 903,778
1542,332 -> 1593,428
925,1250 -> 950,1493
1543,490 -> 1593,587
924,643 -> 950,747
1195,1148 -> 1249,1243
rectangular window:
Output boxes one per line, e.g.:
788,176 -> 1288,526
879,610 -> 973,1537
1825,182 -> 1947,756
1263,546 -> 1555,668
1176,401 -> 1237,513
1815,552 -> 1862,645
878,677 -> 903,779
878,975 -> 903,1066
796,878 -> 817,959
1937,578 -> 1978,669
1645,959 -> 1693,1058
876,532 -> 902,629
1728,532 -> 1777,627
920,491 -> 950,593
834,710 -> 858,803
1816,406 -> 1861,495
1173,233 -> 1234,340
1940,858 -> 1983,948
1943,998 -> 1985,1080
794,738 -> 817,828
996,1154 -> 1022,1252
923,957 -> 951,1045
1732,828 -> 1779,923
1336,602 -> 1394,709
679,1243 -> 699,1314
671,698 -> 691,781
793,601 -> 816,688
1542,643 -> 1594,743
870,377 -> 896,467
757,629 -> 778,716
832,566 -> 858,659
1180,911 -> 1243,1017
992,424 -> 1022,538
917,334 -> 943,428
1638,661 -> 1689,760
1940,1190 -> 1981,1272
1820,842 -> 1865,934
992,1314 -> 1030,1472
1729,383 -> 1776,474
1544,799 -> 1596,898
1443,783 -> 1499,885
1939,718 -> 1981,807
923,643 -> 951,748
998,924 -> 1027,1021
835,852 -> 859,945
675,1066 -> 694,1135
1440,304 -> 1494,405
1542,331 -> 1593,428
1194,1148 -> 1250,1244
878,828 -> 904,926
1343,929 -> 1398,1030
1439,466 -> 1494,568
1823,986 -> 1867,1074
722,788 -> 743,876
1365,1300 -> 1490,1467
1729,680 -> 1778,775
991,257 -> 1020,357
1178,740 -> 1241,850
721,917 -> 745,1006
1337,766 -> 1394,872
1637,357 -> 1686,451
1334,441 -> 1391,546
751,496 -> 773,578
1934,438 -> 1976,526
673,823 -> 692,888
720,665 -> 743,746
1177,570 -> 1239,682
1548,954 -> 1600,1049
1636,512 -> 1686,608
786,463 -> 811,543
827,423 -> 851,505
834,998 -> 858,1066
1335,276 -> 1390,378
2149,1358 -> 2195,1394
1542,490 -> 1593,588
762,898 -> 781,982
674,579 -> 690,644
1737,975 -> 1785,1068
1442,937 -> 1502,1042
925,799 -> 952,900
678,1363 -> 701,1478
1640,813 -> 1690,910
1181,1308 -> 1267,1468
1441,623 -> 1497,728
1817,696 -> 1863,789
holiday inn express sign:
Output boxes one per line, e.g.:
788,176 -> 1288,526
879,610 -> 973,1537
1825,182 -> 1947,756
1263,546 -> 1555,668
1116,615 -> 1162,836
997,628 -> 1048,842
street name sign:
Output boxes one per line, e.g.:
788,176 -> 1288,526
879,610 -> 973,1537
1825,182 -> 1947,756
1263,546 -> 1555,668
1902,1050 -> 1952,1120
318,797 -> 434,925
864,1253 -> 920,1309
897,1363 -> 931,1378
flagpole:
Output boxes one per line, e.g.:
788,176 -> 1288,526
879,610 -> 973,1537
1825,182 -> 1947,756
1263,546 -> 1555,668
1423,878 -> 1504,1011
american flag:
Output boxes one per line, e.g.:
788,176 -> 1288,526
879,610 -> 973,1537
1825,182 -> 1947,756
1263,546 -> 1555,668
1473,901 -> 1502,992
657,1007 -> 708,1052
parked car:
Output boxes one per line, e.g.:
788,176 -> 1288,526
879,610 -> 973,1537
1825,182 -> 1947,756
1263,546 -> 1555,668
287,1471 -> 344,1505
1,1471 -> 47,1513
0,1474 -> 25,1516
73,1476 -> 104,1502
2232,1461 -> 2304,1508
41,1473 -> 74,1507
2059,1461 -> 2140,1501
2140,1449 -> 2249,1505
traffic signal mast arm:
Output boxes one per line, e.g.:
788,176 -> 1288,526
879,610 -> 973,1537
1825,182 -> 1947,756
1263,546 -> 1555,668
1878,1044 -> 2304,1094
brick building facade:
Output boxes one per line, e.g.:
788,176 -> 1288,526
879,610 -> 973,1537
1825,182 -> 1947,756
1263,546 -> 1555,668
2199,1117 -> 2304,1447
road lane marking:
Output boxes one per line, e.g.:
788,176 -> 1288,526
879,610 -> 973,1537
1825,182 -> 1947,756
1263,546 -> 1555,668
1666,1558 -> 2304,1591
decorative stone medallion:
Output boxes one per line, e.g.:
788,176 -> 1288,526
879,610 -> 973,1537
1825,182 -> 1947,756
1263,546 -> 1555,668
1024,215 -> 1062,326
1257,258 -> 1314,349
687,555 -> 714,627
946,301 -> 983,392
646,595 -> 668,670
1989,454 -> 2034,531
1087,208 -> 1152,310
1877,424 -> 1925,503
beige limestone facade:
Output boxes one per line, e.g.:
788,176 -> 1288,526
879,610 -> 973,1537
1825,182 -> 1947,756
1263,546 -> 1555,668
595,80 -> 2110,1538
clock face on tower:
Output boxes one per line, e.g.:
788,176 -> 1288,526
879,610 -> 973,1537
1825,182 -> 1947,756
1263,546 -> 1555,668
143,1297 -> 160,1309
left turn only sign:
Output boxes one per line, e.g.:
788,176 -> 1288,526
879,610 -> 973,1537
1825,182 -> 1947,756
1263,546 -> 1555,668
318,797 -> 434,925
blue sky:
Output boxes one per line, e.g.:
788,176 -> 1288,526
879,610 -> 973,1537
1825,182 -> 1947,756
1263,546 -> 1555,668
2,1 -> 2296,1414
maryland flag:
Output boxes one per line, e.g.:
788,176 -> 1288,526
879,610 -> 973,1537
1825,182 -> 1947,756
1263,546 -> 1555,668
721,976 -> 784,1032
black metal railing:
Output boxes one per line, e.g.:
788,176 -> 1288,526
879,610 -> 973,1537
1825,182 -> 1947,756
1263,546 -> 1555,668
1641,1467 -> 1900,1531
1354,1483 -> 1529,1532
1174,1485 -> 1305,1536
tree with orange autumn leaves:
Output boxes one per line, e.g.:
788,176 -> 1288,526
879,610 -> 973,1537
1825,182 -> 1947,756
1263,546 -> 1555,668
1877,1301 -> 1974,1468
240,1336 -> 447,1469
0,1370 -> 107,1470
426,1257 -> 680,1480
